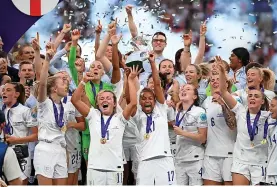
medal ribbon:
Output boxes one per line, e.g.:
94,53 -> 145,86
2,102 -> 19,135
49,97 -> 65,128
175,105 -> 193,127
145,114 -> 153,134
101,113 -> 114,139
91,81 -> 103,100
164,81 -> 173,100
246,110 -> 261,142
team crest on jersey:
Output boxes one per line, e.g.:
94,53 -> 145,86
200,113 -> 207,122
31,107 -> 38,119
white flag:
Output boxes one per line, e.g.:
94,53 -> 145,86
12,0 -> 59,16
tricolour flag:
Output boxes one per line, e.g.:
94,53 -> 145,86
11,0 -> 59,16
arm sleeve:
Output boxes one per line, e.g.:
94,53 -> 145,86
68,46 -> 78,85
197,108 -> 208,128
49,49 -> 68,75
24,108 -> 37,127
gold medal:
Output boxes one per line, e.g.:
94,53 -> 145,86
251,142 -> 255,147
144,134 -> 150,140
261,139 -> 267,144
100,138 -> 107,144
61,125 -> 67,133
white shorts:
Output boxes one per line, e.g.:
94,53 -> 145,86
87,169 -> 123,185
202,156 -> 232,182
170,142 -> 177,158
137,156 -> 176,185
231,160 -> 266,185
34,141 -> 68,179
68,150 -> 82,174
176,159 -> 203,185
266,175 -> 277,185
123,146 -> 136,162
20,156 -> 32,180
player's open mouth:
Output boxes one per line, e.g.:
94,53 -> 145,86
103,104 -> 109,108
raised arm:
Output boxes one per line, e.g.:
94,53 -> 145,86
95,21 -> 115,72
149,52 -> 165,104
123,66 -> 140,120
110,33 -> 122,84
126,5 -> 138,38
37,43 -> 55,102
94,20 -> 102,56
194,21 -> 206,65
71,73 -> 93,117
31,38 -> 42,80
217,56 -> 237,109
53,23 -> 72,50
181,31 -> 192,71
69,29 -> 80,85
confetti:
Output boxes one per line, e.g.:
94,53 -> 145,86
273,31 -> 277,34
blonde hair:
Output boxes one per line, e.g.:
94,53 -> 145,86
46,76 -> 60,96
199,63 -> 210,78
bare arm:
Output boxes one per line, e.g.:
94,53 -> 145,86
5,126 -> 38,144
71,74 -> 92,117
67,116 -> 86,131
126,5 -> 138,38
53,23 -> 72,50
95,34 -> 112,72
149,53 -> 165,104
8,178 -> 22,185
94,20 -> 102,57
37,44 -> 55,102
194,21 -> 207,65
179,127 -> 207,144
217,56 -> 237,109
123,66 -> 140,120
31,39 -> 42,80
110,34 -> 122,84
181,30 -> 193,71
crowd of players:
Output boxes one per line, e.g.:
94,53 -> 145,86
0,4 -> 276,186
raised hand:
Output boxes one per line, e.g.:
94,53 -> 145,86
95,20 -> 102,34
31,38 -> 40,52
64,41 -> 72,52
129,65 -> 142,80
83,72 -> 94,83
111,34 -> 122,45
125,5 -> 133,15
148,51 -> 155,64
62,23 -> 72,33
75,58 -> 85,73
215,56 -> 225,73
200,21 -> 207,36
71,29 -> 81,41
108,19 -> 117,36
183,30 -> 192,47
46,43 -> 56,61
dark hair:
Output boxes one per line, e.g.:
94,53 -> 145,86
9,82 -> 25,105
0,51 -> 7,59
232,47 -> 250,66
0,74 -> 11,85
152,32 -> 167,42
140,87 -> 156,100
175,48 -> 183,73
19,61 -> 34,71
245,62 -> 263,73
77,43 -> 82,55
147,74 -> 153,85
158,59 -> 174,70
178,85 -> 200,111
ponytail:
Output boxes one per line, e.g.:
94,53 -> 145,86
10,82 -> 25,105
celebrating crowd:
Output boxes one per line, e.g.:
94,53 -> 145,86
0,4 -> 277,186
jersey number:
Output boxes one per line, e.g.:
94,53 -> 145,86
198,168 -> 203,177
272,134 -> 277,144
71,151 -> 81,165
117,173 -> 123,184
211,117 -> 215,127
167,171 -> 174,182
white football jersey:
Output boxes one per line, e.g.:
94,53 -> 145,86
202,96 -> 237,157
131,101 -> 172,161
175,105 -> 207,162
231,103 -> 270,166
37,98 -> 67,147
3,103 -> 36,142
86,108 -> 127,171
234,89 -> 276,108
267,117 -> 277,175
64,96 -> 82,153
